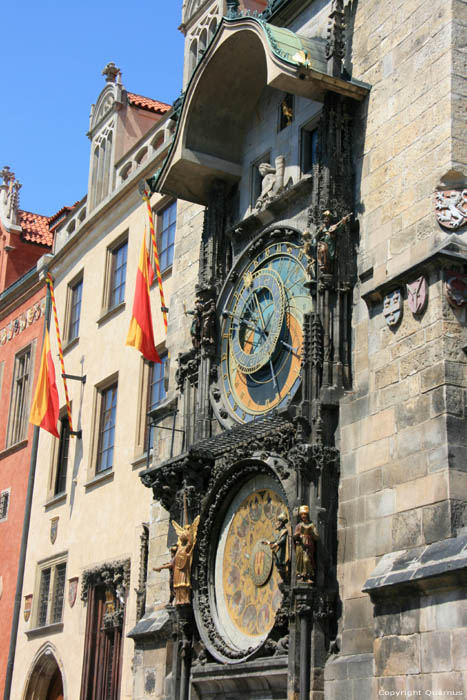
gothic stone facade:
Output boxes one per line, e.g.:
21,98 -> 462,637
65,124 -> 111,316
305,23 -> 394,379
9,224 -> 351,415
132,0 -> 467,698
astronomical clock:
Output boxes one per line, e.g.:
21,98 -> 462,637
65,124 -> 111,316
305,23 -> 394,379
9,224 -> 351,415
214,234 -> 313,426
138,5 -> 361,698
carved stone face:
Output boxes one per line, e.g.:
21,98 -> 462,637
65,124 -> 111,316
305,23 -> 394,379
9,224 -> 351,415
300,512 -> 310,523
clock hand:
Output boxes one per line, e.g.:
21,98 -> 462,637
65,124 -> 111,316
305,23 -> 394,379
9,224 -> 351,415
280,340 -> 299,355
222,309 -> 259,333
269,359 -> 279,393
253,291 -> 266,330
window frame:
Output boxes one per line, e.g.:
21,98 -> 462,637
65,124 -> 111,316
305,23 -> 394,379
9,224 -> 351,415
6,341 -> 35,448
155,200 -> 176,274
146,353 -> 168,452
65,273 -> 83,345
301,115 -> 320,175
89,373 -> 119,479
33,554 -> 67,629
0,488 -> 10,522
101,233 -> 128,316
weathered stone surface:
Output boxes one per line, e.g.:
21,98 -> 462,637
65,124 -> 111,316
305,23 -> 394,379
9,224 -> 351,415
392,509 -> 423,550
344,597 -> 374,631
423,500 -> 453,544
374,635 -> 420,676
421,630 -> 452,672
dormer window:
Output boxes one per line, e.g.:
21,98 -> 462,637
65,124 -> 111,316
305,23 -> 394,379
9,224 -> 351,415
91,127 -> 113,209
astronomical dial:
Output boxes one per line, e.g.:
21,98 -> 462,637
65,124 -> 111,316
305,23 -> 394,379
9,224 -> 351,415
217,237 -> 313,424
214,477 -> 288,653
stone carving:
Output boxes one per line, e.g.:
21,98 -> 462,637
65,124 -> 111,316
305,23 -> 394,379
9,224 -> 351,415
325,0 -> 346,76
314,210 -> 352,274
445,270 -> 467,308
201,298 -> 216,347
102,61 -> 121,83
435,189 -> 467,229
68,577 -> 78,608
254,156 -> 285,213
301,230 -> 316,280
0,299 -> 44,346
24,595 -> 33,622
383,289 -> 402,326
265,512 -> 290,581
164,517 -> 200,605
294,506 -> 319,584
50,517 -> 58,544
186,299 -> 203,350
0,165 -> 22,224
81,559 -> 130,603
407,276 -> 428,315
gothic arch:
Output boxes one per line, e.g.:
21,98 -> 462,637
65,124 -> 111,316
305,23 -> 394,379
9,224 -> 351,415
22,642 -> 66,700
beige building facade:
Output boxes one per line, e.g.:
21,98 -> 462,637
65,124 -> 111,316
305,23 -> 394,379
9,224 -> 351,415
9,68 -> 188,699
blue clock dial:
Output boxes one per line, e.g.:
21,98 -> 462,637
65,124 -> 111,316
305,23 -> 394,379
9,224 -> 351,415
217,239 -> 313,424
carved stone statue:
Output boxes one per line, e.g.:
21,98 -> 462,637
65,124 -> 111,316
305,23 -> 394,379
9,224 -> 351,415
254,156 -> 285,213
186,299 -> 203,349
314,210 -> 352,274
267,512 -> 290,572
301,230 -> 316,279
154,517 -> 200,605
293,505 -> 319,584
201,299 -> 216,346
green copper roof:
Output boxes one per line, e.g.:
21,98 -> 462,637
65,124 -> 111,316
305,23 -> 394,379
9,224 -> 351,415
225,15 -> 327,74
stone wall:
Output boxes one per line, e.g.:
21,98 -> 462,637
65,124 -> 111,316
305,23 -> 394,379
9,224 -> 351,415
327,0 -> 467,696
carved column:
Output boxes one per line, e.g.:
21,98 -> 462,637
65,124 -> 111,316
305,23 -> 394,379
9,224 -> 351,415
195,179 -> 229,441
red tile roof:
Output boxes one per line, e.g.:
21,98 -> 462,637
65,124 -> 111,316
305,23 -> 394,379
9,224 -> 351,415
127,92 -> 171,115
19,210 -> 53,247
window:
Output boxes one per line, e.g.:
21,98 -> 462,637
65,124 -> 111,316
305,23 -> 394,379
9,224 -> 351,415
96,383 -> 118,473
0,489 -> 10,522
68,277 -> 83,342
36,558 -> 67,628
109,240 -> 127,309
54,417 -> 70,495
157,202 -> 176,272
302,124 -> 319,174
7,344 -> 33,447
147,354 -> 167,450
279,93 -> 294,130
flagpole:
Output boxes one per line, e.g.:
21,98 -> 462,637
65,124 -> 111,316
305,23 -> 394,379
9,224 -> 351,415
143,191 -> 168,333
46,273 -> 74,434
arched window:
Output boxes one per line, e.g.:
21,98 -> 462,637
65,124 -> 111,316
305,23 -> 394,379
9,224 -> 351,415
209,17 -> 217,40
199,28 -> 207,56
189,38 -> 198,75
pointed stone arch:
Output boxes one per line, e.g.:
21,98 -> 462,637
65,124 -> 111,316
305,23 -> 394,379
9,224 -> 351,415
22,642 -> 66,700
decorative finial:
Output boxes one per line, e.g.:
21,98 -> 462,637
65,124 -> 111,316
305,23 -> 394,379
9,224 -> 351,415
226,0 -> 240,18
325,0 -> 345,77
102,62 -> 121,83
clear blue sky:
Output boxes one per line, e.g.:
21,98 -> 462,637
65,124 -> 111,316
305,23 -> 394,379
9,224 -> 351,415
1,1 -> 185,216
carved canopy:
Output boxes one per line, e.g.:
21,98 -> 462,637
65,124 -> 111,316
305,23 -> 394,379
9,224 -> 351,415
154,15 -> 369,204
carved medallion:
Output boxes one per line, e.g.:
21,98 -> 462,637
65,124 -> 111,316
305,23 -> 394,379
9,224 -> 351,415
435,189 -> 467,230
50,517 -> 59,544
250,541 -> 273,587
406,276 -> 428,315
24,594 -> 33,622
383,290 -> 402,326
68,577 -> 79,608
445,270 -> 467,308
219,485 -> 285,641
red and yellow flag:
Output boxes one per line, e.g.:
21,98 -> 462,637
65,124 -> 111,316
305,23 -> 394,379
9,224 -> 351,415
29,328 -> 60,437
126,232 -> 161,363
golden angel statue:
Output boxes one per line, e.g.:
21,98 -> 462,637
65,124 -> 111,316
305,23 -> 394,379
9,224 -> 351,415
155,516 -> 200,606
